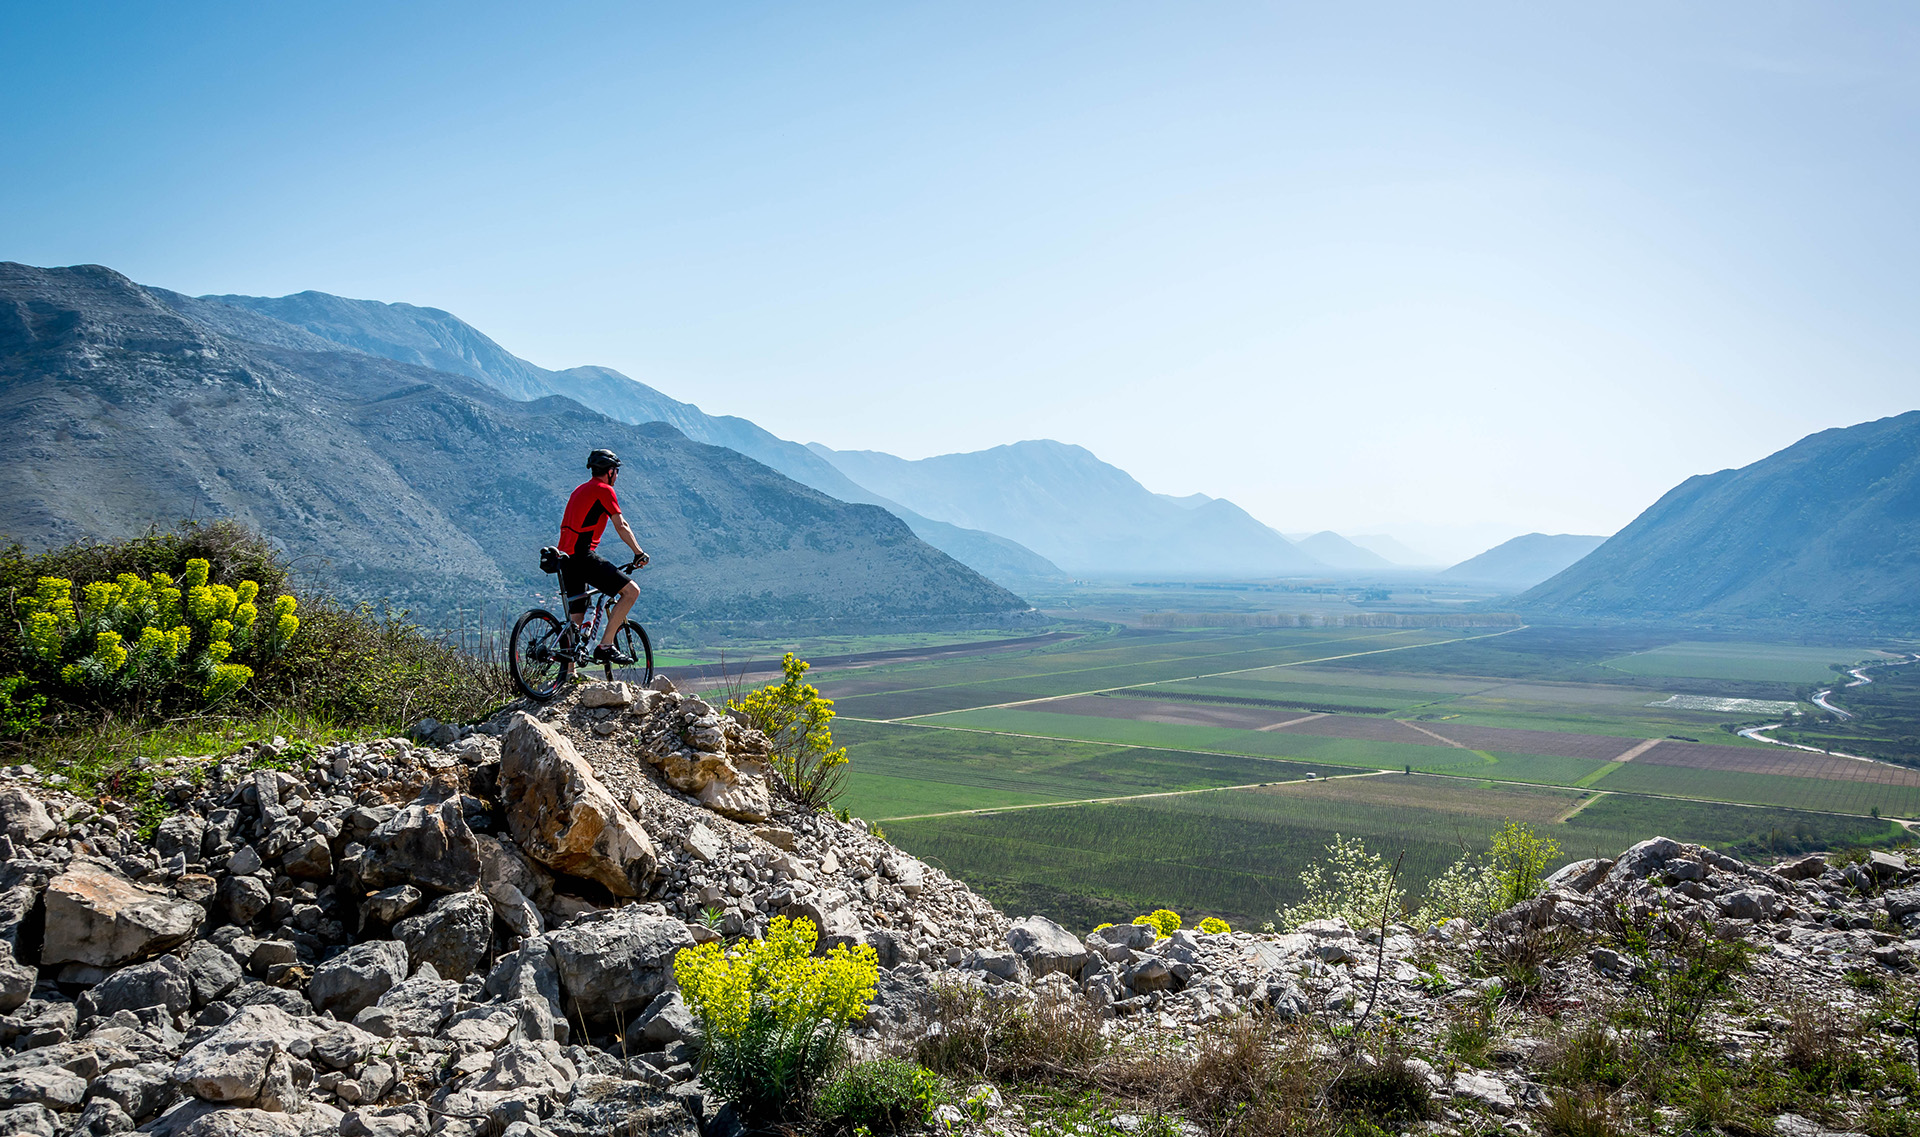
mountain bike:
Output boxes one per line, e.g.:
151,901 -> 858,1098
508,555 -> 654,700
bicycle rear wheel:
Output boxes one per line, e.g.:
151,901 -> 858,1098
604,620 -> 654,687
510,608 -> 571,700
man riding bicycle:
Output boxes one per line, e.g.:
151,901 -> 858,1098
558,449 -> 649,664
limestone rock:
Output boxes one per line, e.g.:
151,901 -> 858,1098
308,941 -> 409,1021
499,714 -> 656,896
576,682 -> 634,709
546,907 -> 694,1020
393,892 -> 494,981
1006,915 -> 1088,979
360,776 -> 482,893
41,867 -> 203,968
0,787 -> 53,844
168,1005 -> 317,1107
78,954 -> 193,1019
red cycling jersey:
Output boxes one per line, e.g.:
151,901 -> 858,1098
558,479 -> 621,557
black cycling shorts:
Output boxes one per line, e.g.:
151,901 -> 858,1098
559,552 -> 632,616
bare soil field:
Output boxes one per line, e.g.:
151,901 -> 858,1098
1638,740 -> 1920,787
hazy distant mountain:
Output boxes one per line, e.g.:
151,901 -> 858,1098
1441,533 -> 1607,590
808,441 -> 1321,577
0,263 -> 1028,631
1295,531 -> 1396,572
204,290 -> 1064,587
1518,411 -> 1920,630
1349,533 -> 1439,567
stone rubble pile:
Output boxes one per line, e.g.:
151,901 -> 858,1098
1,676 -> 1916,1137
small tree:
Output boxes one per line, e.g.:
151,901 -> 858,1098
729,653 -> 849,807
1281,834 -> 1404,930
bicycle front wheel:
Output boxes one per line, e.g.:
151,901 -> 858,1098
510,608 -> 570,700
605,620 -> 654,687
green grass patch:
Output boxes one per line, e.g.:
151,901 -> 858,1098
836,720 -> 1324,820
1563,794 -> 1907,860
1601,641 -> 1880,684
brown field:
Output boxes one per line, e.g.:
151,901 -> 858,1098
1638,741 -> 1920,787
1400,722 -> 1651,762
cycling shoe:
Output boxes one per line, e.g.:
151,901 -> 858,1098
592,643 -> 637,666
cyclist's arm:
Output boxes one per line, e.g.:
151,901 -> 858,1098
611,514 -> 645,562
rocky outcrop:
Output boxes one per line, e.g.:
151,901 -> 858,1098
40,868 -> 203,968
42,680 -> 1920,1137
500,714 -> 657,895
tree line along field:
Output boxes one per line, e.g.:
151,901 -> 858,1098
819,624 -> 1918,930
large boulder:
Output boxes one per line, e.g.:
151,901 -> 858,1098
41,867 -> 203,968
169,1005 -> 318,1109
78,955 -> 193,1019
0,787 -> 53,844
360,776 -> 482,893
393,892 -> 494,981
546,907 -> 694,1020
1611,836 -> 1685,881
1005,915 -> 1089,979
308,941 -> 410,1021
499,714 -> 657,896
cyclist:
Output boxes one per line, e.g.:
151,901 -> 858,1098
557,448 -> 649,664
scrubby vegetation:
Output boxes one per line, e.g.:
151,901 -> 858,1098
0,522 -> 512,791
728,651 -> 850,807
673,915 -> 881,1122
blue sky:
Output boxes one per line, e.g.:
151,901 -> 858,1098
5,2 -> 1917,561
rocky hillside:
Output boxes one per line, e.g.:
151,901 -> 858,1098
192,289 -> 1066,590
2,675 -> 1917,1137
1518,411 -> 1920,632
0,263 -> 1029,631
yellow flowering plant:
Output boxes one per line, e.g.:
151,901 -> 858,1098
1132,909 -> 1182,937
673,916 -> 878,1120
1197,916 -> 1231,934
728,653 -> 850,808
9,558 -> 299,710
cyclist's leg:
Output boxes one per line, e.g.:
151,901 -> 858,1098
602,581 -> 640,646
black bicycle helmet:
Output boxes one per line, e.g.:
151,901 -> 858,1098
587,448 -> 621,474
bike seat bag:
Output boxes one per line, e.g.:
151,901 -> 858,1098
538,546 -> 569,576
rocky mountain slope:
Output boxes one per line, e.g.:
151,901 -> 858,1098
809,441 -> 1323,578
1519,412 -> 1920,631
0,263 -> 1028,630
196,291 -> 1065,589
1441,533 -> 1607,590
0,676 -> 1915,1137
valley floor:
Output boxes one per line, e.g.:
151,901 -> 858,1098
741,624 -> 1920,930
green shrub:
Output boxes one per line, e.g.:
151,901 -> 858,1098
1416,819 -> 1560,927
728,653 -> 849,807
1,523 -> 509,751
1280,834 -> 1404,930
673,916 -> 879,1122
813,1058 -> 944,1134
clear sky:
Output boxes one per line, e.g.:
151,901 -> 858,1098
5,3 -> 1917,562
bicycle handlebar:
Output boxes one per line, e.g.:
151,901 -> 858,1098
622,554 -> 650,572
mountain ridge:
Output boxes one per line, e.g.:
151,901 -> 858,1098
1517,412 -> 1920,630
809,440 -> 1324,577
200,290 -> 1067,586
0,262 -> 1030,631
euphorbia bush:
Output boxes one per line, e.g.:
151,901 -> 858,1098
13,558 -> 296,710
674,916 -> 879,1120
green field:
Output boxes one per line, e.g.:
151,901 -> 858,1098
885,773 -> 1904,931
836,719 -> 1325,821
804,624 -> 1920,929
1601,641 -> 1879,684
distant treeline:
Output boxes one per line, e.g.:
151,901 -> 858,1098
1140,611 -> 1524,629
